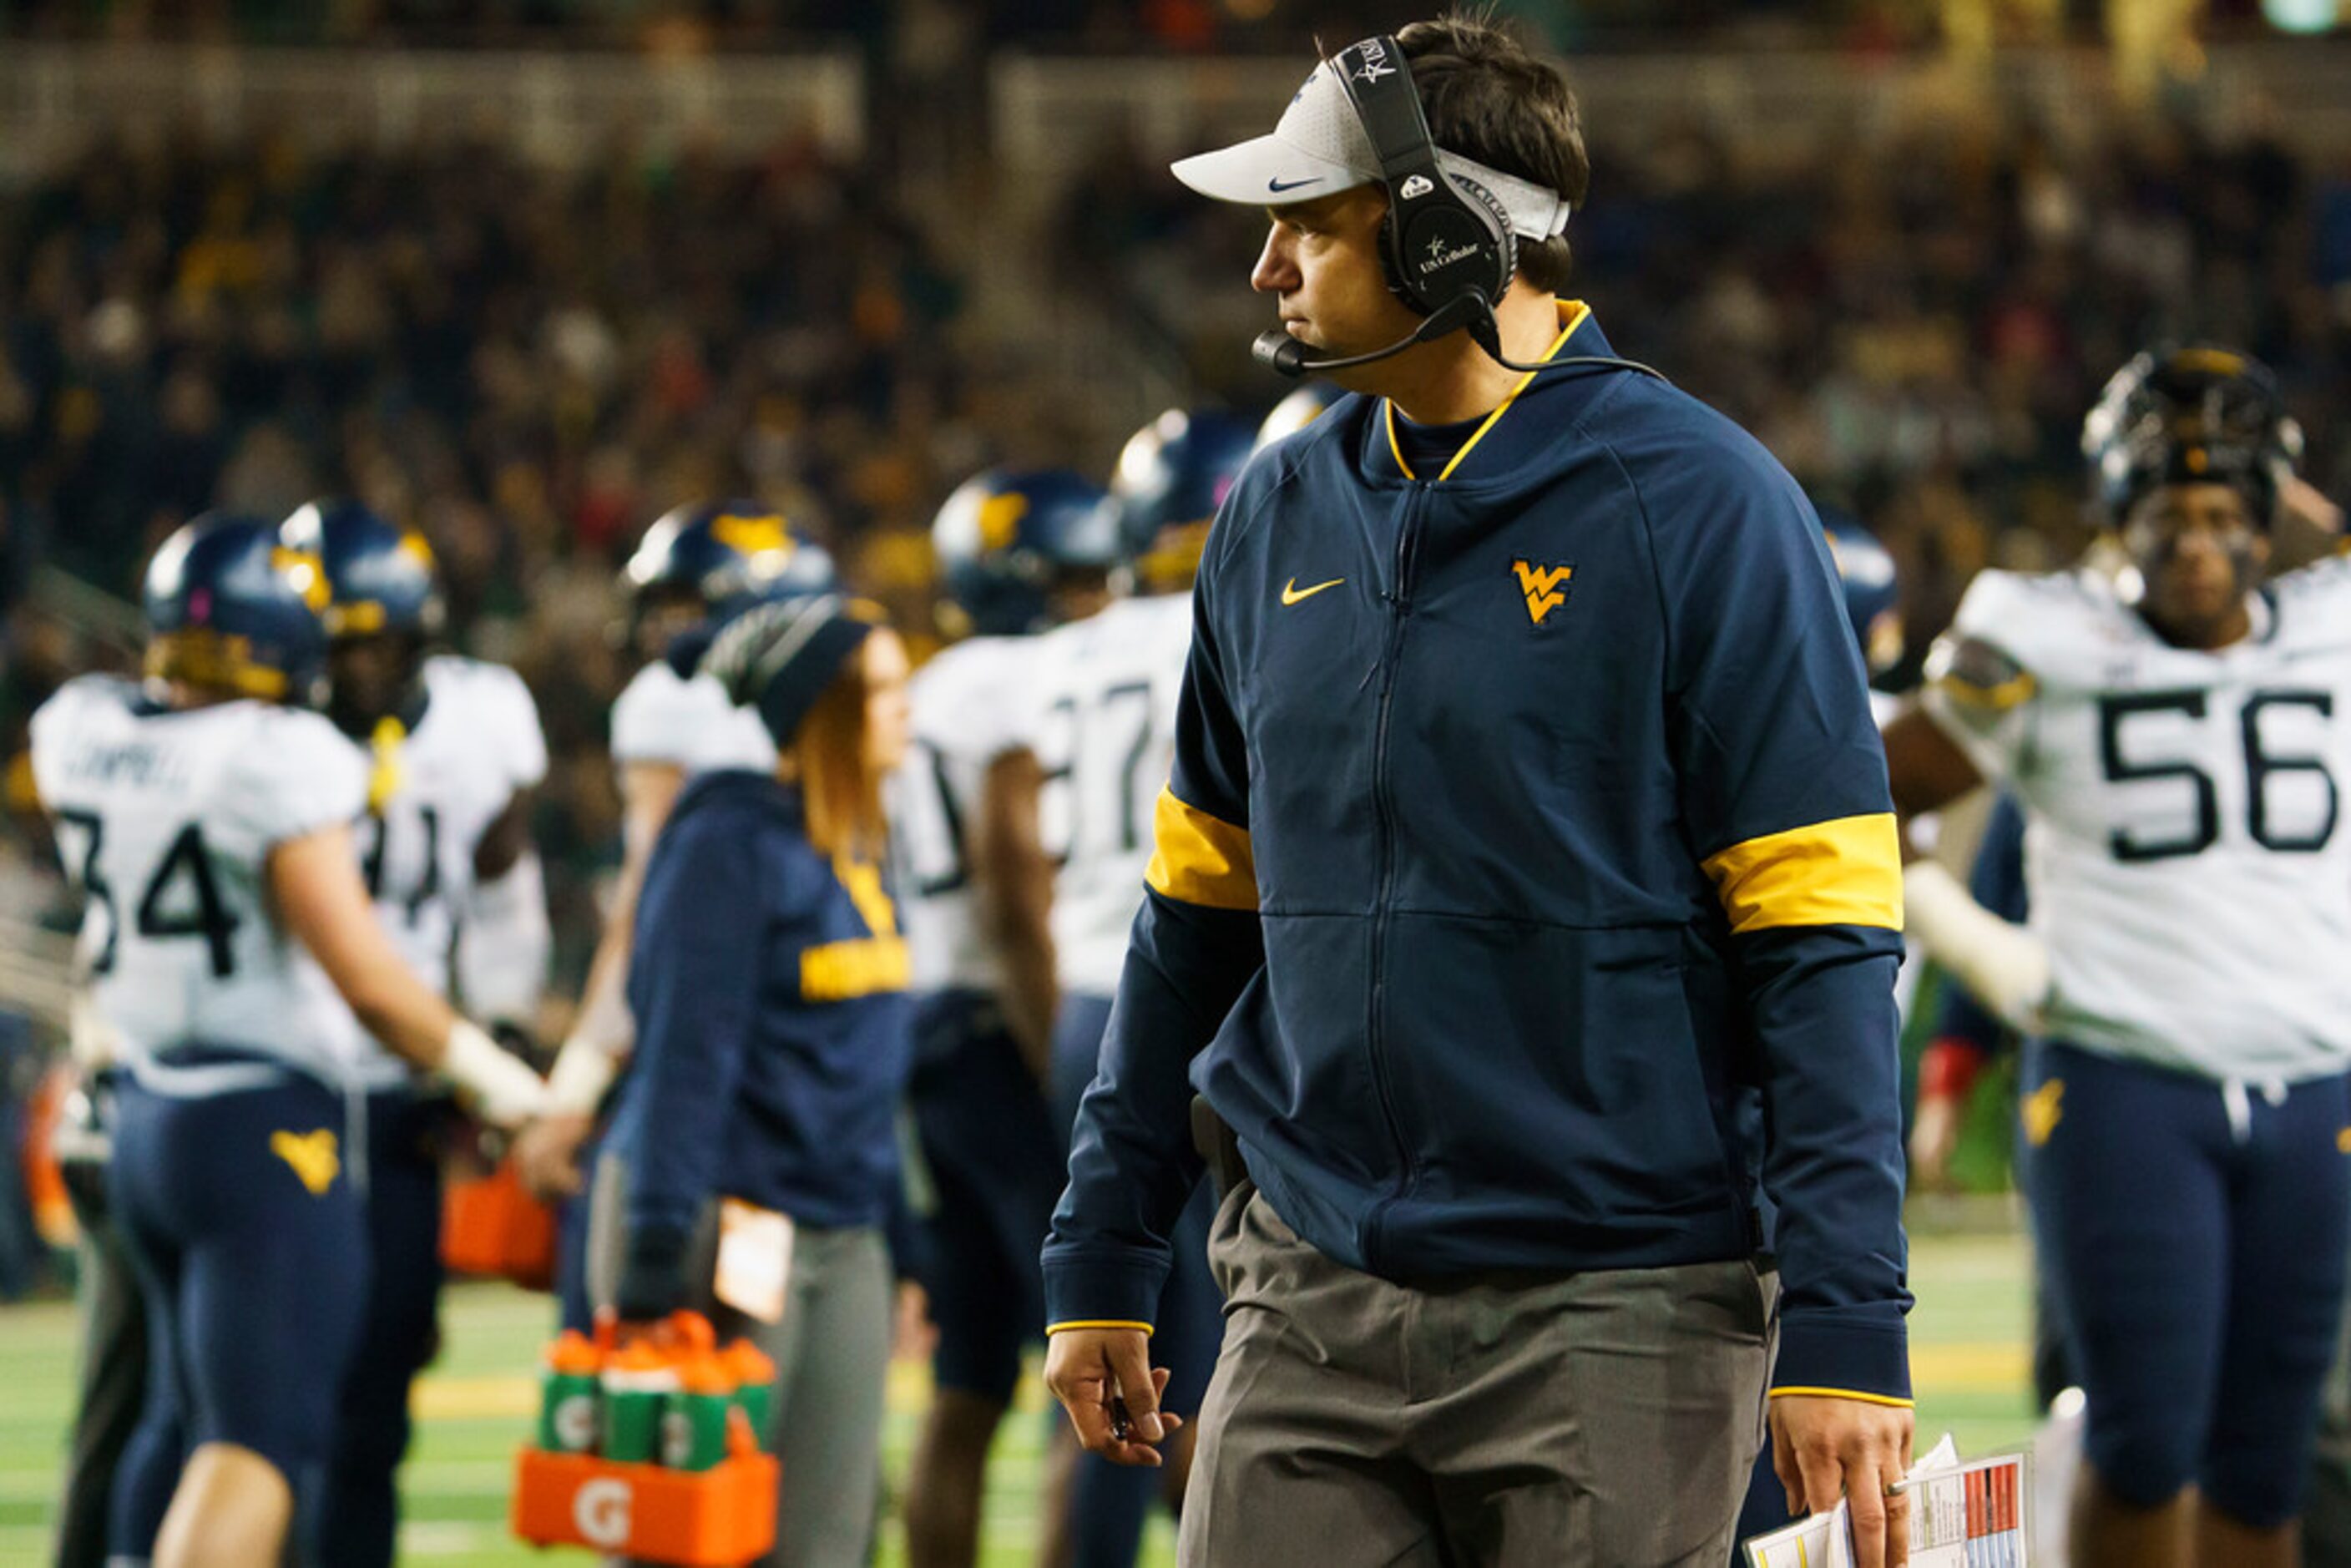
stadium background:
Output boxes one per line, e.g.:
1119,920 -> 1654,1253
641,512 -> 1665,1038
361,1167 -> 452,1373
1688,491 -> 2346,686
0,0 -> 2344,1560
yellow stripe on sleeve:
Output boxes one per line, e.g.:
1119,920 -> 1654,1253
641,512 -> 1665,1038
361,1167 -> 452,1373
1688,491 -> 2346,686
1144,787 -> 1258,911
1701,812 -> 1904,935
1767,1386 -> 1917,1409
1934,666 -> 2036,712
1045,1320 -> 1156,1337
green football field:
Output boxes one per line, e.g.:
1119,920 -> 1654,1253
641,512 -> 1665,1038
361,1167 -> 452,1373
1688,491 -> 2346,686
0,1226 -> 2040,1565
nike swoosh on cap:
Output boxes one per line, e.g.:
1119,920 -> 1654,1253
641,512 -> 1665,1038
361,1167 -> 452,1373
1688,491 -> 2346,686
1267,175 -> 1322,193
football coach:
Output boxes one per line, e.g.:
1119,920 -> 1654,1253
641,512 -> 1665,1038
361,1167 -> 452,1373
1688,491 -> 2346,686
1043,16 -> 1914,1566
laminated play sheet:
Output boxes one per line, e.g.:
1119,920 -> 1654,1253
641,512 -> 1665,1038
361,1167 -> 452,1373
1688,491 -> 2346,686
1743,1435 -> 2030,1568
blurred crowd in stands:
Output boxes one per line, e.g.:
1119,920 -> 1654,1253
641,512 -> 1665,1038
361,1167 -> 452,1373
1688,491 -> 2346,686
0,0 -> 2305,53
3,63 -> 2351,1097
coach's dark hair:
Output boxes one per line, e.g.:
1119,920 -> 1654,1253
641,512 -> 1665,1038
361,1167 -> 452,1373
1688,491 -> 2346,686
1398,14 -> 1588,295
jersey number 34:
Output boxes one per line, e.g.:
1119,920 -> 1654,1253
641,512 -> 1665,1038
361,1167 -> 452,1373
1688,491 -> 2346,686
53,812 -> 241,979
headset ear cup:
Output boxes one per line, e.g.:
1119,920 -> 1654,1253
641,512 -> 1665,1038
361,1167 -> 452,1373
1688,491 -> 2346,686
1375,210 -> 1418,311
1449,174 -> 1518,306
1386,174 -> 1519,321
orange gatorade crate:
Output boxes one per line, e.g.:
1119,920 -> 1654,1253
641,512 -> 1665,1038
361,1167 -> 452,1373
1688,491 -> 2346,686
511,1448 -> 780,1565
513,1313 -> 781,1565
441,1155 -> 556,1289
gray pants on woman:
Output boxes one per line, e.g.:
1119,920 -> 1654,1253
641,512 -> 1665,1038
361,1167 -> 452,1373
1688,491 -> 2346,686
589,1155 -> 892,1568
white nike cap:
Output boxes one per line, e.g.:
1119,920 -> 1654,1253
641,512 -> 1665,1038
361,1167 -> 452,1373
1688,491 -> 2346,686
1169,57 -> 1573,240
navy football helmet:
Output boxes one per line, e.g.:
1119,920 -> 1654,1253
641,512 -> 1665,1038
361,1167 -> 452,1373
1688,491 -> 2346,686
143,513 -> 331,705
1812,499 -> 1904,679
1253,383 -> 1347,453
2082,346 -> 2303,527
282,500 -> 445,640
932,468 -> 1120,638
283,500 -> 443,734
1112,408 -> 1256,592
623,502 -> 837,620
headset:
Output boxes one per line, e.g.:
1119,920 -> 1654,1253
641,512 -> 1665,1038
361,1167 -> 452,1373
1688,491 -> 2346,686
1253,34 -> 1665,386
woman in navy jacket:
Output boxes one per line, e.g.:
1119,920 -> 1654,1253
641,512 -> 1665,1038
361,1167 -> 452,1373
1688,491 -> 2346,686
590,593 -> 915,1568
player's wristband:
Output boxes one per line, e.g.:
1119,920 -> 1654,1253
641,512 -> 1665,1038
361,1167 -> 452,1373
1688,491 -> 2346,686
547,1034 -> 622,1118
1902,862 -> 2052,1034
1918,1039 -> 1988,1104
442,1019 -> 551,1129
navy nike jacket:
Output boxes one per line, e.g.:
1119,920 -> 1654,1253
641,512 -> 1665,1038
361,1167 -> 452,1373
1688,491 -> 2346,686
1043,304 -> 1912,1402
607,770 -> 914,1314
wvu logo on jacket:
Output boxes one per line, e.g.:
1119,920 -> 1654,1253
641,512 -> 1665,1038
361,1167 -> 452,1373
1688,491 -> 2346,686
1511,560 -> 1574,625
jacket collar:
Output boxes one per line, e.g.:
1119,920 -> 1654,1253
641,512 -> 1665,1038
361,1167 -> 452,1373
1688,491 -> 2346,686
1363,301 -> 1615,486
670,766 -> 805,830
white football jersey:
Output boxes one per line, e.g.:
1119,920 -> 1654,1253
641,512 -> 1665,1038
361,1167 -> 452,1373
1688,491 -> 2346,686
1922,563 -> 2351,1082
338,655 -> 549,1086
1027,593 -> 1194,999
31,676 -> 368,1091
891,635 -> 1038,996
609,660 -> 776,777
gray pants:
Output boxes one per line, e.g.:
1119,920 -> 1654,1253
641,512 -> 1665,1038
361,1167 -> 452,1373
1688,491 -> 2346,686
1179,1184 -> 1773,1568
589,1156 -> 892,1568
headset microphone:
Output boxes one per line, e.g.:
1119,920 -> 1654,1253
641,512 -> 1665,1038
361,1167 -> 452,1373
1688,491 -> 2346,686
1253,294 -> 1670,383
1251,295 -> 1488,378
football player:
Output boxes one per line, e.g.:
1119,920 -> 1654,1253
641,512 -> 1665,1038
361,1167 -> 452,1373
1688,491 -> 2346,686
1032,407 -> 1256,1568
513,503 -> 832,1291
1883,347 -> 2347,1566
31,515 -> 544,1568
896,468 -> 1122,1568
282,499 -> 551,1568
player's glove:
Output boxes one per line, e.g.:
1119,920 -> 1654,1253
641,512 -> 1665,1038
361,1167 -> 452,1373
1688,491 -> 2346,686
1901,861 -> 2053,1033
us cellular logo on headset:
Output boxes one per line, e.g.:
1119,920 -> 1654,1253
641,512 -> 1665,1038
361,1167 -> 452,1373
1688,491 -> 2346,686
1419,234 -> 1481,276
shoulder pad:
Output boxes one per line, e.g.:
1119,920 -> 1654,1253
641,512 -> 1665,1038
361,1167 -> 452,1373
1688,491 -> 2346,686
1929,635 -> 2035,716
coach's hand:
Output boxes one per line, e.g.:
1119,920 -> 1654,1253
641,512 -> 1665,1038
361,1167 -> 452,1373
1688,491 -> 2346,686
1044,1327 -> 1185,1467
1772,1394 -> 1914,1568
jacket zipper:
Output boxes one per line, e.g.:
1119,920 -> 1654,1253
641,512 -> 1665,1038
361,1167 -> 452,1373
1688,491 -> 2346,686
1363,486 -> 1425,1272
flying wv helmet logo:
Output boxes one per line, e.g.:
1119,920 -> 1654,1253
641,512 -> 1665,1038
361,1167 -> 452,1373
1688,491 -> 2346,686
1351,38 -> 1396,85
1510,560 -> 1574,626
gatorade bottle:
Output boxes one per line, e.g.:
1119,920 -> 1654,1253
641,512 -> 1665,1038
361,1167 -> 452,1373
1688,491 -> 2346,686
601,1340 -> 680,1464
537,1331 -> 604,1455
662,1354 -> 736,1472
725,1339 -> 777,1450
667,1309 -> 719,1355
